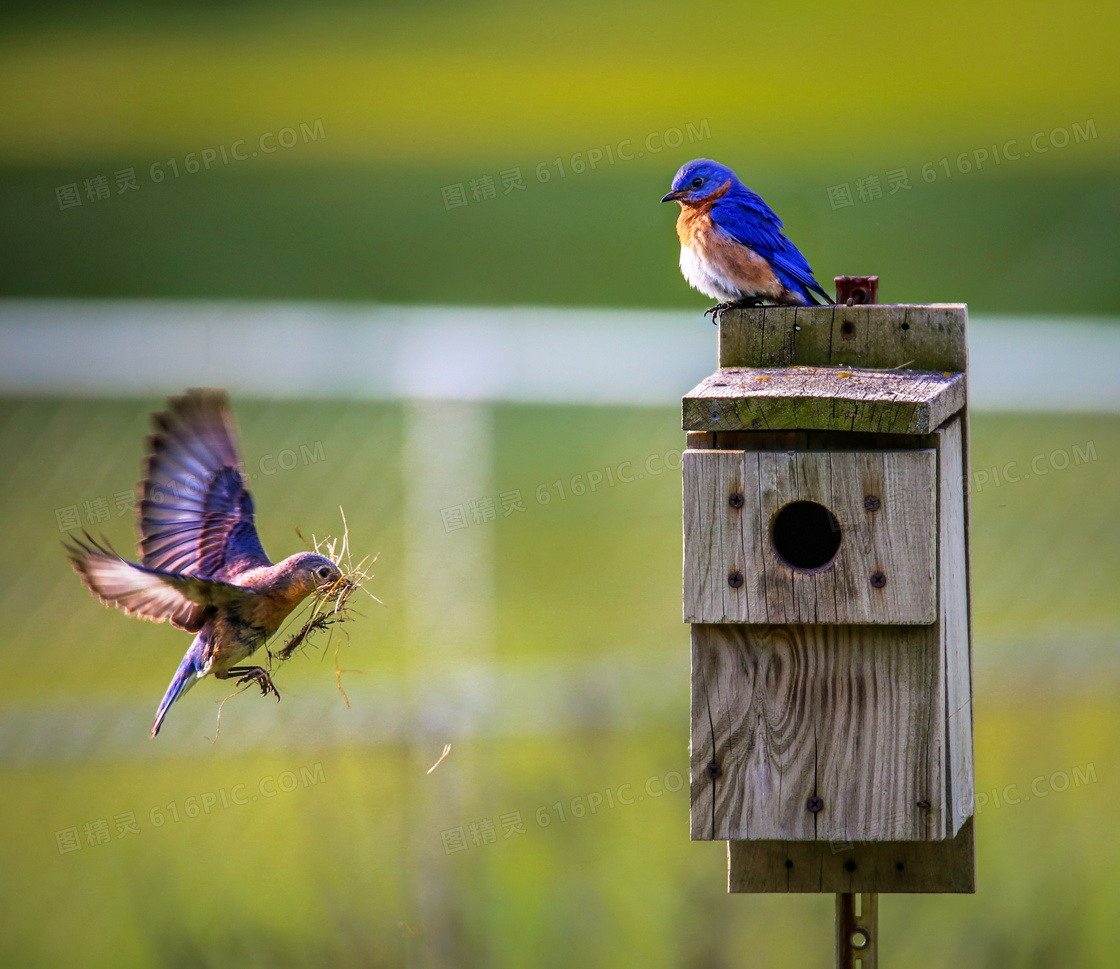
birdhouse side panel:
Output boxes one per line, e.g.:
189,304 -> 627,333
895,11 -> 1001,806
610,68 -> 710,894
938,416 -> 974,835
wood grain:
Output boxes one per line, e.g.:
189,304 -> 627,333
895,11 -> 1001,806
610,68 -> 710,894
690,623 -> 945,842
682,366 -> 965,435
683,449 -> 937,624
938,417 -> 974,832
727,819 -> 975,893
718,305 -> 968,373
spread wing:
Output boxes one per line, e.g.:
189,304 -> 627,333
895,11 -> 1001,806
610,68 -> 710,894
139,389 -> 271,580
66,533 -> 254,632
712,190 -> 832,305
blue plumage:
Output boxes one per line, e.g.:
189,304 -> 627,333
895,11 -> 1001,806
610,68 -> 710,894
67,390 -> 345,737
662,159 -> 832,311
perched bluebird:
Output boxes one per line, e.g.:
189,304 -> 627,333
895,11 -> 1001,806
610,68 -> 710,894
662,158 -> 832,317
67,390 -> 343,737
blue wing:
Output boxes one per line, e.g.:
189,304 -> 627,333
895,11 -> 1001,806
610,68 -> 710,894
711,189 -> 831,305
138,389 -> 271,581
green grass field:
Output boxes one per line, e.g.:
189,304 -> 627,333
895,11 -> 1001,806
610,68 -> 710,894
2,400 -> 1119,967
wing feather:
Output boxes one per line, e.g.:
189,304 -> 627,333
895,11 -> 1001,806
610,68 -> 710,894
712,191 -> 831,305
66,533 -> 253,632
138,389 -> 270,579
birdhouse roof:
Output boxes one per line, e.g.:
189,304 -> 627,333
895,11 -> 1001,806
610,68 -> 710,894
683,365 -> 965,434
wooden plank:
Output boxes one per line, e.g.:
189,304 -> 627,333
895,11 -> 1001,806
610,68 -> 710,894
937,417 -> 974,835
718,305 -> 968,373
726,819 -> 975,893
690,624 -> 945,842
682,366 -> 965,435
685,431 -> 716,450
683,449 -> 937,624
683,451 -> 763,623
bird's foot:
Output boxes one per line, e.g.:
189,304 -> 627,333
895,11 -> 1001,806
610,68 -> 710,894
227,666 -> 281,702
705,297 -> 766,323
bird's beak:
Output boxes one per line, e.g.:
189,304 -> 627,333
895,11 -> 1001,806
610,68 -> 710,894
661,189 -> 687,203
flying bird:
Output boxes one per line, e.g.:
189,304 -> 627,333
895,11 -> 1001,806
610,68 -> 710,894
67,389 -> 344,737
662,158 -> 832,317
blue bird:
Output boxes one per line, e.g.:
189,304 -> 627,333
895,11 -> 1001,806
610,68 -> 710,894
661,158 -> 832,317
67,390 -> 344,737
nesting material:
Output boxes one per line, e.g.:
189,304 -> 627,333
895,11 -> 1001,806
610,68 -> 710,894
271,510 -> 380,704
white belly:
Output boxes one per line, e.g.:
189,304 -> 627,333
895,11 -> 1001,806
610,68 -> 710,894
679,245 -> 741,301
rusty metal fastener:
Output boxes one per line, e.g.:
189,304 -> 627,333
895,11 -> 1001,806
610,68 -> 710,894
916,799 -> 931,809
728,570 -> 744,588
834,275 -> 879,305
870,571 -> 887,588
706,761 -> 723,779
807,796 -> 824,813
864,494 -> 881,512
728,493 -> 745,509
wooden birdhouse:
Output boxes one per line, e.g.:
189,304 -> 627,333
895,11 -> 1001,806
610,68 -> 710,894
683,302 -> 975,903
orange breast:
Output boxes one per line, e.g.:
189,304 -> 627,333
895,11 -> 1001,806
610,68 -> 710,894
245,583 -> 313,633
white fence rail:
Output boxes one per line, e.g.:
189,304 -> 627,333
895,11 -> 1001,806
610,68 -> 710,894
1,300 -> 1118,410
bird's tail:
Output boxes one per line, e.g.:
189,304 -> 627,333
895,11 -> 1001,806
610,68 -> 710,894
152,638 -> 204,738
806,280 -> 835,305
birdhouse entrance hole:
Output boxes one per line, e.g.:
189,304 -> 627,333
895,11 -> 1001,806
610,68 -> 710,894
771,500 -> 841,571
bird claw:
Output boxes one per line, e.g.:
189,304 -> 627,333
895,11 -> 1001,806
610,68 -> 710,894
706,296 -> 767,323
232,666 -> 281,702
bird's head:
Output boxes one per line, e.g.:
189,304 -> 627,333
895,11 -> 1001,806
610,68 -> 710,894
661,159 -> 738,205
280,552 -> 344,594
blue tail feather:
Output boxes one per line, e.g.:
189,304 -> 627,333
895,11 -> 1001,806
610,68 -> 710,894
152,636 -> 205,738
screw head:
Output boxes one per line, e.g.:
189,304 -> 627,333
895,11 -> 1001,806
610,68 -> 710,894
864,494 -> 881,512
870,571 -> 887,588
727,570 -> 744,588
806,796 -> 824,813
706,761 -> 723,780
750,417 -> 762,429
728,492 -> 745,509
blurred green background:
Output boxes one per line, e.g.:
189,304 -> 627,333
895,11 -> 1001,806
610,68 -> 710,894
2,0 -> 1118,311
2,1 -> 1120,967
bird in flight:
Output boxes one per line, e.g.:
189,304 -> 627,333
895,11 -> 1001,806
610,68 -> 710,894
67,389 -> 344,737
662,158 -> 832,317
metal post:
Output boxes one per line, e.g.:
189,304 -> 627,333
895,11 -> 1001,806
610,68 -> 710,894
836,893 -> 878,968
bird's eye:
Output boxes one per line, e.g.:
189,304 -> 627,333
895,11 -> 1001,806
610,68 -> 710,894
317,566 -> 331,579
691,177 -> 703,188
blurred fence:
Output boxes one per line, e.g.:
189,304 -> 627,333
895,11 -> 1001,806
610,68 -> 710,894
1,299 -> 1118,409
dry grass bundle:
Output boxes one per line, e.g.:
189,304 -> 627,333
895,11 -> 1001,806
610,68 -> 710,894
269,508 -> 381,704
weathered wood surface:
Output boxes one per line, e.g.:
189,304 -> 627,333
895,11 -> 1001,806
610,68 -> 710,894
683,448 -> 937,624
938,417 -> 974,831
682,366 -> 965,435
727,819 -> 975,893
690,623 -> 946,843
718,304 -> 968,373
